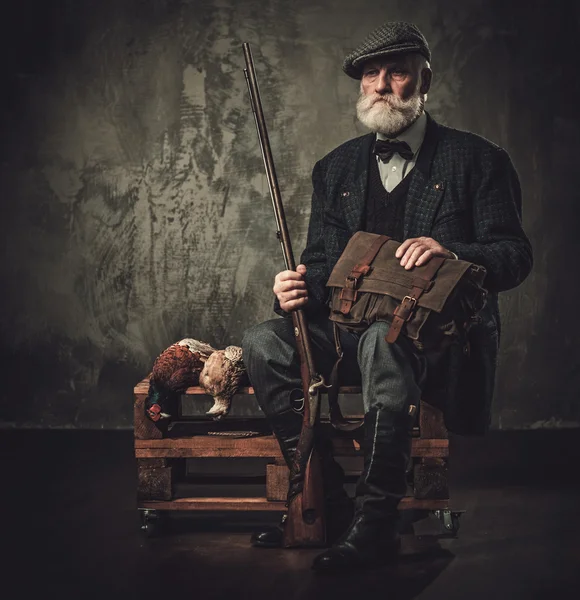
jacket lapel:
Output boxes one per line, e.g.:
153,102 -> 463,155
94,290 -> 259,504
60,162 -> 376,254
404,112 -> 445,238
339,115 -> 445,238
341,133 -> 374,233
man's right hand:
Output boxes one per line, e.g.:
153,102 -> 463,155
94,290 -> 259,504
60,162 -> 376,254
273,264 -> 309,312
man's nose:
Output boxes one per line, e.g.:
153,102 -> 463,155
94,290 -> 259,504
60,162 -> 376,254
375,69 -> 391,94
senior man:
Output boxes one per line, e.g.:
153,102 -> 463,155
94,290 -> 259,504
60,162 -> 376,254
242,21 -> 533,572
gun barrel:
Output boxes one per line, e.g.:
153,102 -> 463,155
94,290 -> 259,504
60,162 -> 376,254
243,43 -> 295,272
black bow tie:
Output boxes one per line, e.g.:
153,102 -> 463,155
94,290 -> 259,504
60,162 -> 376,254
373,139 -> 414,163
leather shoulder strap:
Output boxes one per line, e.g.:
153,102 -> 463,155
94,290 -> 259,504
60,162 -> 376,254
355,235 -> 391,272
327,323 -> 363,432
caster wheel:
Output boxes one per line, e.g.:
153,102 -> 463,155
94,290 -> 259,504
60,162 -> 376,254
433,509 -> 463,537
140,509 -> 164,538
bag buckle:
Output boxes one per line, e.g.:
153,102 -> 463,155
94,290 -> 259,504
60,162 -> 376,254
340,273 -> 360,303
339,286 -> 357,304
393,295 -> 417,322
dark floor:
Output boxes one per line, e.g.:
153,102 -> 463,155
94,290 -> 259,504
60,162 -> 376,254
2,429 -> 580,599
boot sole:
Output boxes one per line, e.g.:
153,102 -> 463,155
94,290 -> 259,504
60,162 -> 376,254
312,540 -> 401,573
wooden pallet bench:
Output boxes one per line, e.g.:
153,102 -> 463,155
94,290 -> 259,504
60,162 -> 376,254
133,378 -> 455,526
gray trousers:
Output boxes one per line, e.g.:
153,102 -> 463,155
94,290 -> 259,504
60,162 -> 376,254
242,316 -> 428,421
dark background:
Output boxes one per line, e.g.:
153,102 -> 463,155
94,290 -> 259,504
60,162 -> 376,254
0,0 -> 577,430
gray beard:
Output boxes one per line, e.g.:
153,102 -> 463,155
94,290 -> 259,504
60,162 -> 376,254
356,91 -> 425,137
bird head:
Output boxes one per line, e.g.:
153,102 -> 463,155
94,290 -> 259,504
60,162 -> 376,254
145,385 -> 177,424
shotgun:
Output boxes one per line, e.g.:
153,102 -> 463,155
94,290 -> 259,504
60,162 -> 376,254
242,42 -> 328,547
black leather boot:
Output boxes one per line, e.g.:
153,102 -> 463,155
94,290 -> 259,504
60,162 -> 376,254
250,408 -> 353,548
250,408 -> 301,548
311,404 -> 412,572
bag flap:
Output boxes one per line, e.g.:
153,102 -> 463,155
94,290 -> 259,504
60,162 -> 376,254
326,231 -> 473,313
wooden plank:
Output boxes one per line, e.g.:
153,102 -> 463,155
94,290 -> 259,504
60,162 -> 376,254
135,447 -> 449,459
135,436 -> 447,454
266,464 -> 289,501
134,377 -> 363,397
413,458 -> 449,500
134,378 -> 256,396
139,496 -> 449,511
141,497 -> 285,511
134,393 -> 163,440
137,465 -> 173,501
413,439 -> 449,452
134,378 -> 152,395
419,399 -> 448,439
136,448 -> 278,459
136,436 -> 280,454
399,497 -> 449,510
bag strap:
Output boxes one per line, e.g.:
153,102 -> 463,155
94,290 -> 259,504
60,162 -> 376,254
327,322 -> 364,432
339,235 -> 391,315
385,256 -> 445,344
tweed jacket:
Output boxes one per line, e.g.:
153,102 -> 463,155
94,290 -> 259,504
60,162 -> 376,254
291,113 -> 533,435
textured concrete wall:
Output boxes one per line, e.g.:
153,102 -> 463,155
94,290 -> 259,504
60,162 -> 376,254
0,0 -> 577,428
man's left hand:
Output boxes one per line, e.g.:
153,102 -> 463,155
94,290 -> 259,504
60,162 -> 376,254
395,237 -> 456,270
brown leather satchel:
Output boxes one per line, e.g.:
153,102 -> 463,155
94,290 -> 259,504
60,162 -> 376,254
325,231 -> 488,430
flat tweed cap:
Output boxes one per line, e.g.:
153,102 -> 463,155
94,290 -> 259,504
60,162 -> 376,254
343,21 -> 431,79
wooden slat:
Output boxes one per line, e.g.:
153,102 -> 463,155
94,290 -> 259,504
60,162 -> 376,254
134,436 -> 448,458
137,465 -> 173,501
136,436 -> 280,454
266,464 -> 289,501
141,497 -> 285,511
419,399 -> 448,439
134,377 -> 363,396
134,393 -> 163,440
139,496 -> 449,511
135,447 -> 448,459
134,437 -> 448,451
414,458 -> 449,500
413,439 -> 449,453
134,378 -> 151,395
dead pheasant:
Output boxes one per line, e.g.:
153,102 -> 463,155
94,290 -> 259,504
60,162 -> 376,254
145,338 -> 216,427
199,345 -> 248,420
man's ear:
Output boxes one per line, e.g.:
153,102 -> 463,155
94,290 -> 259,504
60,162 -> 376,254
420,67 -> 432,94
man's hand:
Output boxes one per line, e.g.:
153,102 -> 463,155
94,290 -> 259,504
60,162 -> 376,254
274,264 -> 309,312
395,237 -> 456,270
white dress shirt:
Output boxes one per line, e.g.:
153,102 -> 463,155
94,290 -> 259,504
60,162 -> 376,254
375,111 -> 458,259
376,111 -> 427,193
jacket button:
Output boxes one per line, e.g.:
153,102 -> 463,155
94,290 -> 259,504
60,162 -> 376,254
342,191 -> 350,197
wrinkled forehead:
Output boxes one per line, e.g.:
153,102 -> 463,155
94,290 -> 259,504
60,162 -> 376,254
361,52 -> 417,72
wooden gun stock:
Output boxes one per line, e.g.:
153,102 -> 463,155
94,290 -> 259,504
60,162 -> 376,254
283,450 -> 325,547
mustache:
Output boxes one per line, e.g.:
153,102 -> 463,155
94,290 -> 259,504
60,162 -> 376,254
361,92 -> 406,107
370,94 -> 393,103
356,88 -> 425,137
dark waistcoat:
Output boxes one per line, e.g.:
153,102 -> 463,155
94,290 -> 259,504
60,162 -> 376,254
364,152 -> 411,242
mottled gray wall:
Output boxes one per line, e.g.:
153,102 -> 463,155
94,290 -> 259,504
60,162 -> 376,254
0,0 -> 578,429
